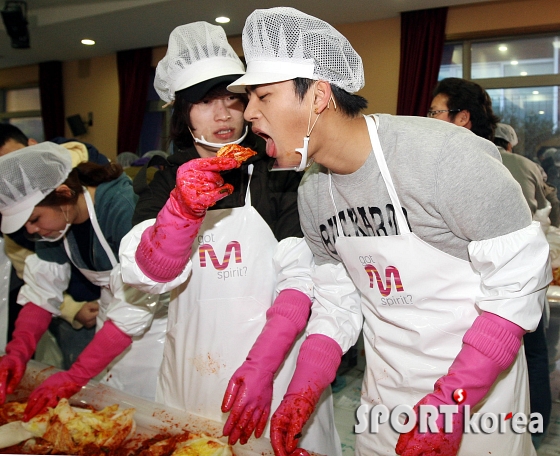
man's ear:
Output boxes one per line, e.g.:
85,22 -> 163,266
453,110 -> 471,127
313,80 -> 332,115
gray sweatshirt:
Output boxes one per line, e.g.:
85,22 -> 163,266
298,114 -> 532,265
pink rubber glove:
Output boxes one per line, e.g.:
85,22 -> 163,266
222,289 -> 312,445
395,312 -> 525,456
136,155 -> 238,282
23,320 -> 132,421
0,303 -> 52,404
270,334 -> 342,456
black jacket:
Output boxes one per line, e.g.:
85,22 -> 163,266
132,132 -> 303,241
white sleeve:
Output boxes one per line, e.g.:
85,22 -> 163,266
17,254 -> 69,315
273,237 -> 314,299
106,263 -> 163,337
119,219 -> 193,294
306,261 -> 363,354
469,221 -> 552,331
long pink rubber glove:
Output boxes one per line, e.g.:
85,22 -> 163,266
270,334 -> 342,456
23,320 -> 132,421
0,303 -> 52,403
395,311 -> 525,456
135,155 -> 238,282
222,289 -> 312,445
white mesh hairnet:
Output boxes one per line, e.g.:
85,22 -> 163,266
228,7 -> 364,94
0,142 -> 72,234
154,21 -> 245,103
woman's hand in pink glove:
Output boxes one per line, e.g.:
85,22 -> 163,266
22,321 -> 132,421
23,373 -> 82,421
0,303 -> 53,404
222,290 -> 313,446
270,393 -> 315,456
174,156 -> 238,218
0,355 -> 26,403
222,364 -> 273,445
270,334 -> 342,456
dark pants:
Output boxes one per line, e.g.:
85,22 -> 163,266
523,315 -> 551,444
48,318 -> 96,370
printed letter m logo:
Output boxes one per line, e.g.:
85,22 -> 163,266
365,264 -> 404,297
199,241 -> 241,270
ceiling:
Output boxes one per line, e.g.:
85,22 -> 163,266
0,0 -> 500,70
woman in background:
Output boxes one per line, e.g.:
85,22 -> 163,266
0,142 -> 166,420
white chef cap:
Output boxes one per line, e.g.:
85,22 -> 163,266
154,21 -> 245,104
494,123 -> 518,147
0,142 -> 72,234
228,7 -> 364,94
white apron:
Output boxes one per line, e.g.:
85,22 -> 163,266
331,115 -> 534,455
156,166 -> 341,456
0,237 -> 10,352
63,188 -> 166,400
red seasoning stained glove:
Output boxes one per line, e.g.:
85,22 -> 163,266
395,312 -> 525,456
135,156 -> 238,283
222,289 -> 312,445
270,334 -> 342,456
0,303 -> 52,404
23,320 -> 132,421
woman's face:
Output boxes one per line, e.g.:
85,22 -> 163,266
25,205 -> 70,238
189,94 -> 246,157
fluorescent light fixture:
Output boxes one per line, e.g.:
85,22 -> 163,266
520,71 -> 528,76
539,111 -> 545,115
498,45 -> 508,52
533,91 -> 539,94
81,39 -> 95,45
215,16 -> 230,23
511,60 -> 518,65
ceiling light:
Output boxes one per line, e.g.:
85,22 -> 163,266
533,91 -> 539,94
539,111 -> 545,115
511,60 -> 518,65
81,39 -> 95,45
520,71 -> 528,76
215,16 -> 230,24
498,45 -> 508,52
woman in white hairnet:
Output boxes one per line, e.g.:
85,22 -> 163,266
0,142 -> 166,419
119,21 -> 341,456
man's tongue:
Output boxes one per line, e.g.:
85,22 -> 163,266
265,137 -> 276,158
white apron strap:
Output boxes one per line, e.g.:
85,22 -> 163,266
363,115 -> 410,234
63,187 -> 117,268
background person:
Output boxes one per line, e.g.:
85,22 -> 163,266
226,7 -> 550,455
119,22 -> 341,456
433,80 -> 556,450
0,142 -> 166,421
0,123 -> 109,369
429,77 -> 500,140
493,123 -> 554,448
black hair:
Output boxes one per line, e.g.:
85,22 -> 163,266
493,137 -> 510,150
38,162 -> 123,207
293,78 -> 367,117
169,83 -> 248,151
0,123 -> 29,147
432,77 -> 500,141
